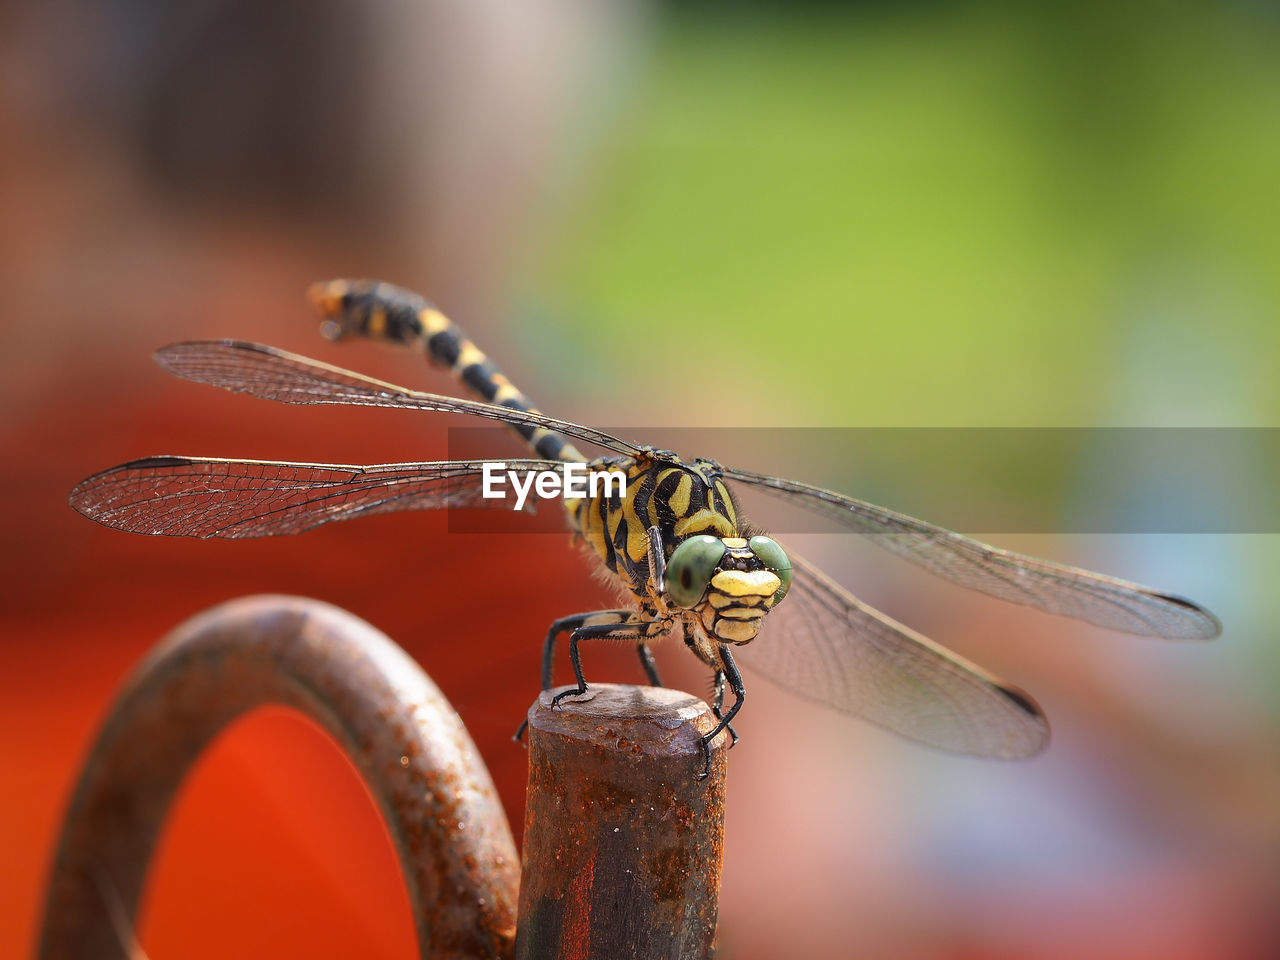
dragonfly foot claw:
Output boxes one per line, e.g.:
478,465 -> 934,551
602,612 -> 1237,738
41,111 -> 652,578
550,686 -> 588,710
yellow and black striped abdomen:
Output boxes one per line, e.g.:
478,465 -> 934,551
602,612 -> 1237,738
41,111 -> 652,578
309,279 -> 585,464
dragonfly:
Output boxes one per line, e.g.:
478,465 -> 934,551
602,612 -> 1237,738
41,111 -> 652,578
70,280 -> 1221,776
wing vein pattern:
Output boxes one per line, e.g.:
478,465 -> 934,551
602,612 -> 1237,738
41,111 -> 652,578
723,468 -> 1220,639
70,456 -> 563,539
155,340 -> 643,457
735,552 -> 1050,759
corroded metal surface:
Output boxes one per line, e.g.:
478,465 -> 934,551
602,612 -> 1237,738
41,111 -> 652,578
38,595 -> 519,960
516,684 -> 727,960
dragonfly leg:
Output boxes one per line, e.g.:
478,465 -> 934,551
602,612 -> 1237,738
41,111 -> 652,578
711,670 -> 739,747
639,525 -> 670,686
683,622 -> 738,749
645,524 -> 667,594
549,619 -> 667,709
699,647 -> 745,779
637,642 -> 663,687
514,609 -> 631,744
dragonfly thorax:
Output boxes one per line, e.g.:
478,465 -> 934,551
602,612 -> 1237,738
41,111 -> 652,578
568,452 -> 740,587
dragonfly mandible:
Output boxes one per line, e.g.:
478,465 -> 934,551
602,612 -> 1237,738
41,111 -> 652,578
70,280 -> 1222,776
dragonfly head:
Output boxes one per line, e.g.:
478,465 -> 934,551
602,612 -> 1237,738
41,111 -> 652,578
665,535 -> 792,645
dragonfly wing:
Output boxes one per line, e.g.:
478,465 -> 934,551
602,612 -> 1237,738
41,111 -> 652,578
155,341 -> 643,457
70,456 -> 562,539
735,552 -> 1050,759
722,468 -> 1220,640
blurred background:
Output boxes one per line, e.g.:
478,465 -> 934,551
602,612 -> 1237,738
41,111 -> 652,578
2,0 -> 1278,957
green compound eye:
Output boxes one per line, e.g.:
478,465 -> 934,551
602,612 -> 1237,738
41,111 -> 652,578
749,535 -> 792,605
666,535 -> 727,608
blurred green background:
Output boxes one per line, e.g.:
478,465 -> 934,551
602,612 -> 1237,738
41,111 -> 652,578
530,1 -> 1280,427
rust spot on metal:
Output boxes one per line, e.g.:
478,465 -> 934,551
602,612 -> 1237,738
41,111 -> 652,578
650,844 -> 695,904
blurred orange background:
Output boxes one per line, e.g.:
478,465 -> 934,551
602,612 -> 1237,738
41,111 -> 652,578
3,2 -> 1278,959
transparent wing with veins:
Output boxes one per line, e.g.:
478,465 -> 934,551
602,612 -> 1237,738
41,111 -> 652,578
154,340 -> 644,458
70,456 -> 563,539
723,468 -> 1220,640
736,552 -> 1051,760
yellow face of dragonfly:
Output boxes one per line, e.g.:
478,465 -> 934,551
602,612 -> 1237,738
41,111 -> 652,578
664,535 -> 792,645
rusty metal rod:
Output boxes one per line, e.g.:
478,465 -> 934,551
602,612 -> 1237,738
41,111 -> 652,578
516,684 -> 728,960
38,595 -> 520,960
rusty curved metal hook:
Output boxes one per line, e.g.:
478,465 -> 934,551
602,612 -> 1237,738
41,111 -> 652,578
37,595 -> 520,960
